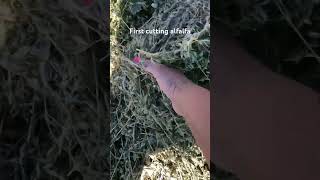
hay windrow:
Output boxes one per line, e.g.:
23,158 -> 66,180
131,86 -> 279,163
111,0 -> 210,179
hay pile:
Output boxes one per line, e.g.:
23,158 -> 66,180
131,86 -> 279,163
111,0 -> 210,179
0,0 -> 108,179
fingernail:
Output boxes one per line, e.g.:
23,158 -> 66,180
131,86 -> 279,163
132,56 -> 141,64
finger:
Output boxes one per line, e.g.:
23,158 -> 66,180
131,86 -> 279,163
143,60 -> 161,77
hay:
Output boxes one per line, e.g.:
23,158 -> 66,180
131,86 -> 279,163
111,0 -> 210,179
0,1 -> 14,49
0,0 -> 108,179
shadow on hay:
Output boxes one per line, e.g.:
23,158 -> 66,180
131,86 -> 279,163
0,0 -> 109,179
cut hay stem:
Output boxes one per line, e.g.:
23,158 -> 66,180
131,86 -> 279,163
150,114 -> 176,147
43,99 -> 60,146
138,17 -> 155,29
137,49 -> 179,59
120,0 -> 130,17
124,138 -> 135,179
90,48 -> 102,134
71,126 -> 93,167
144,127 -> 155,152
75,38 -> 106,54
75,15 -> 106,38
121,18 -> 130,30
0,113 -> 4,135
111,152 -> 124,179
7,71 -> 12,105
136,49 -> 162,61
99,54 -> 109,62
111,113 -> 133,144
47,36 -> 67,61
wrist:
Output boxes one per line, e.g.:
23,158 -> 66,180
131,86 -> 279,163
171,80 -> 195,117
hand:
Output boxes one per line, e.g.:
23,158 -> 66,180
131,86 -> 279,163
143,60 -> 192,115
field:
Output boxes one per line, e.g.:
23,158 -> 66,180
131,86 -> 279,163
111,0 -> 210,179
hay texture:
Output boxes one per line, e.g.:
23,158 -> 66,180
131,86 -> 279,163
111,0 -> 210,179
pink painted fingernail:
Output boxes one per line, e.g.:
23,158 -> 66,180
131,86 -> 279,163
133,56 -> 141,63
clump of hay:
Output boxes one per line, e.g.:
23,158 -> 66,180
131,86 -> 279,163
140,146 -> 209,180
111,0 -> 210,179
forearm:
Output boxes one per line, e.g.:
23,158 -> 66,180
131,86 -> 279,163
143,60 -> 211,162
172,84 -> 211,162
214,26 -> 320,179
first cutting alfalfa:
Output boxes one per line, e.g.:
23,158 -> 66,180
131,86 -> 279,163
129,27 -> 191,36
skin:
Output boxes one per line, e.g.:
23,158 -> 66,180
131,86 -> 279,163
143,25 -> 320,179
213,26 -> 320,179
143,61 -> 211,161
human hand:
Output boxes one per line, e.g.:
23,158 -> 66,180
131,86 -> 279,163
143,60 -> 192,115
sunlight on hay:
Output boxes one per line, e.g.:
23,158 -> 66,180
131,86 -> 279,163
110,1 -> 122,77
110,49 -> 117,77
140,146 -> 210,180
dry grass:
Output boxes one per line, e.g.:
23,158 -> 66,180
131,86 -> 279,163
0,0 -> 108,179
0,1 -> 14,48
111,0 -> 210,179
